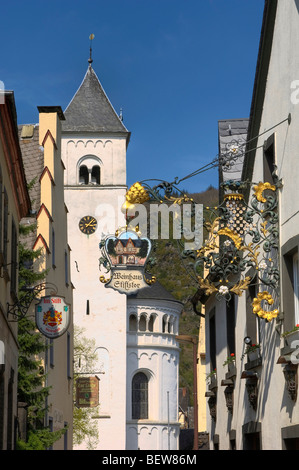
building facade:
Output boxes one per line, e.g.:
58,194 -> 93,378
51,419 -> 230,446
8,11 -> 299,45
202,0 -> 299,450
62,63 -> 182,450
19,106 -> 74,449
0,91 -> 31,449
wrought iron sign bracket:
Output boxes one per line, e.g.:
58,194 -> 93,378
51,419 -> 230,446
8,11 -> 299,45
7,282 -> 58,321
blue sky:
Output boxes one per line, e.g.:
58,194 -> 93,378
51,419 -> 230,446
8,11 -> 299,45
1,0 -> 264,194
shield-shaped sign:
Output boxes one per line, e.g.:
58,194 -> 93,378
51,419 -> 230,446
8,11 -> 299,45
99,229 -> 155,295
35,296 -> 70,339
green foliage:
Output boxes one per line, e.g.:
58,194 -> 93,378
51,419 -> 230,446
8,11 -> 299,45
17,315 -> 50,422
73,326 -> 100,449
149,186 -> 218,400
16,427 -> 66,450
17,178 -> 61,450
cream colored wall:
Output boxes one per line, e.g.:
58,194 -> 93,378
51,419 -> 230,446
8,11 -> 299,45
37,110 -> 73,450
197,313 -> 206,432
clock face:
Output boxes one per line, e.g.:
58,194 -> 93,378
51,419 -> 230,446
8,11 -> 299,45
79,215 -> 97,235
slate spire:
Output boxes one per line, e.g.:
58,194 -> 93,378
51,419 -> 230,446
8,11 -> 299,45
62,65 -> 129,138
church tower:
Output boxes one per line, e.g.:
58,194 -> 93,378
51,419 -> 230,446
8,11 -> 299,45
61,62 -> 130,450
61,57 -> 182,451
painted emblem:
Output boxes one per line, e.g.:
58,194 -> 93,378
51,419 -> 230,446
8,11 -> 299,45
99,228 -> 155,294
35,296 -> 70,338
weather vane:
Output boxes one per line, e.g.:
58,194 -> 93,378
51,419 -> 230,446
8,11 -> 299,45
88,33 -> 95,65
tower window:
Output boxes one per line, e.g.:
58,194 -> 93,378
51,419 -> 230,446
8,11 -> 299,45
91,165 -> 100,185
79,165 -> 89,185
139,314 -> 146,332
129,314 -> 137,331
132,372 -> 148,419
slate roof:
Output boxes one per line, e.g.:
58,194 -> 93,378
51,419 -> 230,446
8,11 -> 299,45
218,118 -> 249,183
18,124 -> 44,247
62,65 -> 130,139
127,280 -> 183,305
18,124 -> 44,214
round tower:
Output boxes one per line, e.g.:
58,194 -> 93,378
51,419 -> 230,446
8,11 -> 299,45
126,282 -> 183,450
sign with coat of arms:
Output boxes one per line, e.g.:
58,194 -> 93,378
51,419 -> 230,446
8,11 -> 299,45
35,296 -> 70,339
99,228 -> 155,295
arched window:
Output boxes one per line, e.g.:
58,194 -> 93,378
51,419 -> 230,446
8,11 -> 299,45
79,165 -> 88,184
132,372 -> 148,419
129,314 -> 137,332
91,165 -> 100,185
162,315 -> 168,333
77,155 -> 102,185
139,314 -> 146,332
148,315 -> 155,332
168,316 -> 174,334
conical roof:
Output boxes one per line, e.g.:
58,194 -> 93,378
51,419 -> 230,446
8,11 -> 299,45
127,281 -> 183,305
62,65 -> 130,138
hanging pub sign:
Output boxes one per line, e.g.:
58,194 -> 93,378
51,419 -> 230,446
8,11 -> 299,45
35,295 -> 70,339
99,228 -> 155,295
76,376 -> 99,408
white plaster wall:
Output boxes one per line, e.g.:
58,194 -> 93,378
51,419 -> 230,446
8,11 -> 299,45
126,300 -> 182,450
249,0 -> 299,447
62,135 -> 126,187
206,1 -> 299,449
62,135 -> 127,450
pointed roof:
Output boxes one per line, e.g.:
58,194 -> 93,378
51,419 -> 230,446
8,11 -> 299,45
62,65 -> 130,140
127,281 -> 183,305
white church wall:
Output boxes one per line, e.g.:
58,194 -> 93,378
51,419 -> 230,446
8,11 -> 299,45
126,300 -> 182,450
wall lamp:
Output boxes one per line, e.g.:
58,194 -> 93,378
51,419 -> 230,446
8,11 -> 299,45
244,336 -> 252,346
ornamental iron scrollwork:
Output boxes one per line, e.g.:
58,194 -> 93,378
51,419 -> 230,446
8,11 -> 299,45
7,282 -> 58,321
191,177 -> 281,310
120,172 -> 281,321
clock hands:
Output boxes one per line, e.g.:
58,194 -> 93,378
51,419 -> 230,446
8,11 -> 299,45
85,220 -> 96,228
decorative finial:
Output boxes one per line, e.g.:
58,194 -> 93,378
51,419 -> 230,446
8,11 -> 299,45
88,34 -> 95,65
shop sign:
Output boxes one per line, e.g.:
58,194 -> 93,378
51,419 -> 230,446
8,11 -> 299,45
35,296 -> 70,339
99,229 -> 155,295
76,376 -> 99,408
